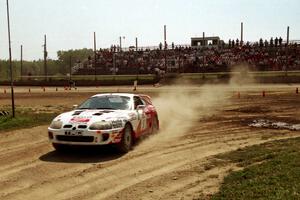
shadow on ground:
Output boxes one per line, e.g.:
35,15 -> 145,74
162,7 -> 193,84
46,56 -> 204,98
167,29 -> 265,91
39,146 -> 123,163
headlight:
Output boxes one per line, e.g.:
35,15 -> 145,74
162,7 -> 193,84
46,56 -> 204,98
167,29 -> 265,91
50,121 -> 63,129
89,121 -> 112,130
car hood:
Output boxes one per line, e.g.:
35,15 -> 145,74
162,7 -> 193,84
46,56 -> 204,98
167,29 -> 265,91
53,109 -> 133,126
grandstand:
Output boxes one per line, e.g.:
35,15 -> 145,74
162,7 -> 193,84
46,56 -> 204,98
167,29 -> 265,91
72,39 -> 300,76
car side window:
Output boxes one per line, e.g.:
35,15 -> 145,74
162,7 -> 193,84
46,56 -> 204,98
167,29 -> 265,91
134,96 -> 144,109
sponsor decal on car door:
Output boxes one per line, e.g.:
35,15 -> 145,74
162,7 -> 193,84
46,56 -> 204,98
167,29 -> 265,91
136,108 -> 147,135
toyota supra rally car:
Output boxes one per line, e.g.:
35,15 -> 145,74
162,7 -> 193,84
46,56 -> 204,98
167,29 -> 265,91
48,93 -> 159,153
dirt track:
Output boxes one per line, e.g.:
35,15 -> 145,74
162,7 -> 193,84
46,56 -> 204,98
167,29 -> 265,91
0,85 -> 300,200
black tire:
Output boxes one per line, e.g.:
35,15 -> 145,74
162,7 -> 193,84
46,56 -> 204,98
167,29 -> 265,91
52,143 -> 67,152
151,116 -> 159,134
117,124 -> 133,153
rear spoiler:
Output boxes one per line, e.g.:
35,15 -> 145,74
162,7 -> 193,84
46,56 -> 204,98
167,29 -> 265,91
139,94 -> 153,105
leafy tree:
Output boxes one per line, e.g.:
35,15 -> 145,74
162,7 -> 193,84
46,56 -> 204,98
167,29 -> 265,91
57,48 -> 94,67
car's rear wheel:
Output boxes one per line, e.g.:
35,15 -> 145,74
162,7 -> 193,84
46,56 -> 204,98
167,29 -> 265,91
151,116 -> 159,134
117,124 -> 133,153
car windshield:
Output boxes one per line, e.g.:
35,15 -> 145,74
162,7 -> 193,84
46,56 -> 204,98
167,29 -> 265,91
78,95 -> 131,110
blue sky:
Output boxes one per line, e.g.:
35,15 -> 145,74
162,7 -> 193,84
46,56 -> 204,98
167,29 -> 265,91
0,0 -> 299,60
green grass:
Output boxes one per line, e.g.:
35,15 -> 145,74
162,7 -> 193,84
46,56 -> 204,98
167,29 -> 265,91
0,111 -> 57,133
210,137 -> 300,200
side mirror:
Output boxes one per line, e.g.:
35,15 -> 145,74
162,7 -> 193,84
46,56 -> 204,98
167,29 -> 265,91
136,105 -> 145,110
73,104 -> 78,109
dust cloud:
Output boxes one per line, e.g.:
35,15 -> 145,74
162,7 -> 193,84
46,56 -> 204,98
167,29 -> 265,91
229,63 -> 256,86
136,83 -> 230,150
136,64 -> 255,150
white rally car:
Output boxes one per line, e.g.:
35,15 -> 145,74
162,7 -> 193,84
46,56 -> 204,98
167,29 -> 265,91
48,93 -> 159,153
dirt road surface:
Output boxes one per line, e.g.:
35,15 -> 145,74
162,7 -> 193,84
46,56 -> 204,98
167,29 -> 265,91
0,84 -> 299,199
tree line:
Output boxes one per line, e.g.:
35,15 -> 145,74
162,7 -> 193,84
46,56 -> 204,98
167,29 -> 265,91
0,48 -> 93,81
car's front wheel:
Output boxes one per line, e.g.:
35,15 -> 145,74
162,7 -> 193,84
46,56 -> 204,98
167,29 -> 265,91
117,124 -> 133,153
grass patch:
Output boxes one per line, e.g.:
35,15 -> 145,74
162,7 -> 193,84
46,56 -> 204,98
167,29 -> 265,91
210,137 -> 300,200
0,110 -> 57,132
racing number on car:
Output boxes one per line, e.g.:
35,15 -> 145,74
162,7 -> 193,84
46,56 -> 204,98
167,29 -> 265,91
134,96 -> 148,131
137,109 -> 147,131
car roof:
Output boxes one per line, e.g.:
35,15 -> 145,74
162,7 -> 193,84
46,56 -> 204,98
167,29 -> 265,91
92,93 -> 136,98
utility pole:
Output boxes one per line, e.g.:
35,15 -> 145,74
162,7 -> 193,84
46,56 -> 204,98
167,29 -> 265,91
119,36 -> 122,51
43,34 -> 47,81
69,55 -> 72,83
164,25 -> 167,72
202,32 -> 205,61
135,37 -> 138,51
285,26 -> 290,76
20,45 -> 23,80
113,52 -> 116,76
287,26 -> 290,45
164,25 -> 167,49
94,32 -> 97,81
202,32 -> 205,76
202,32 -> 205,47
241,22 -> 244,46
6,0 -> 15,117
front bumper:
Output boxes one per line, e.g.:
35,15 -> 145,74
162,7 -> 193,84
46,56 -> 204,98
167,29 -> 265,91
48,127 -> 123,146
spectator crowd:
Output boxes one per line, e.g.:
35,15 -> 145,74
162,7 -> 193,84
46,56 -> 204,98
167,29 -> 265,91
73,38 -> 300,75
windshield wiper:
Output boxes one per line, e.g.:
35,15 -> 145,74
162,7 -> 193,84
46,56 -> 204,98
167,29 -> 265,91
97,107 -> 114,110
